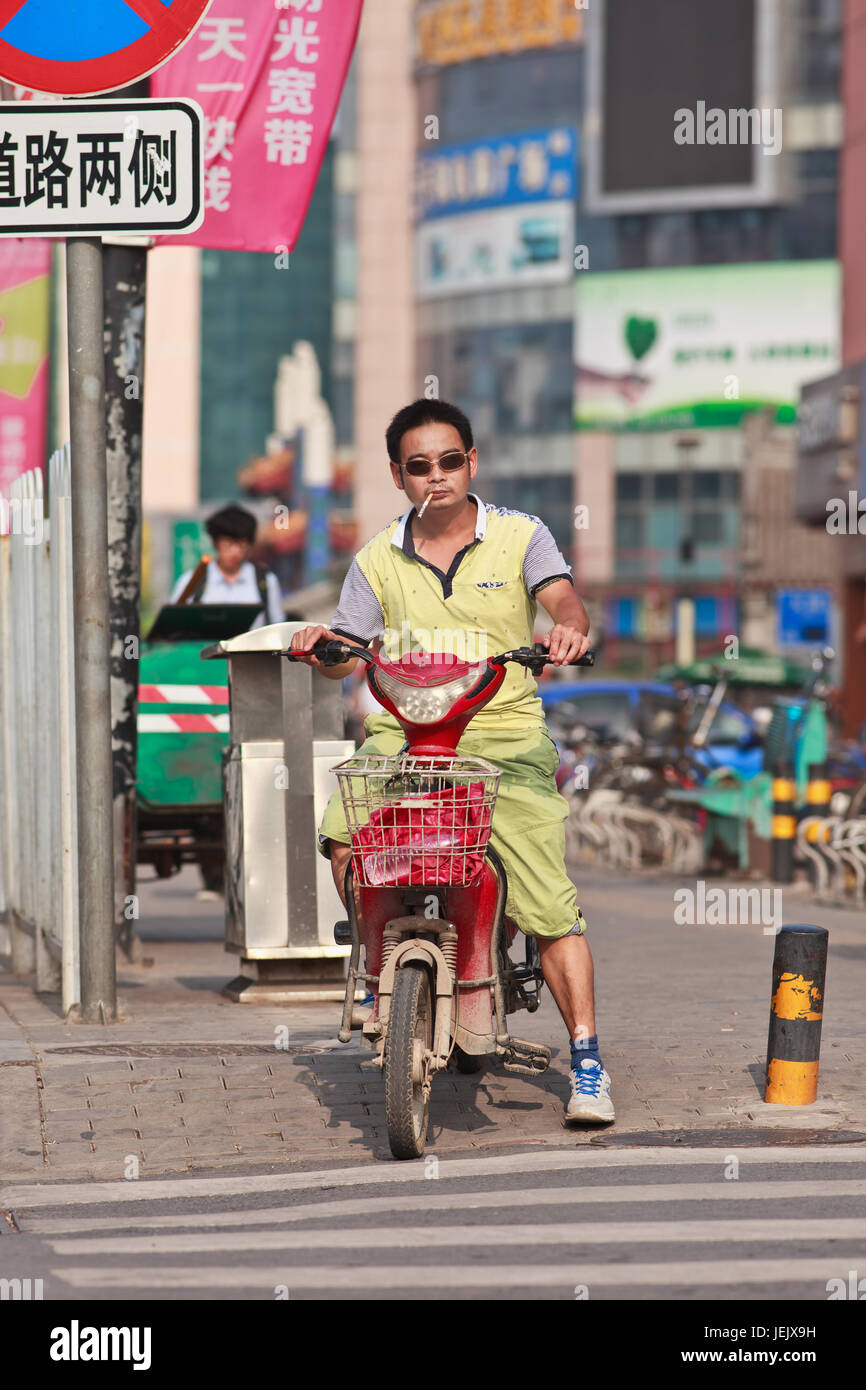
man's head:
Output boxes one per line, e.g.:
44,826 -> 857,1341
205,503 -> 257,576
385,398 -> 477,517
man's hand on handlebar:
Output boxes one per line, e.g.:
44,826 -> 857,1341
541,624 -> 591,666
288,625 -> 363,679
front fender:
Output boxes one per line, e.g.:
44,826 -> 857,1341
378,937 -> 454,1065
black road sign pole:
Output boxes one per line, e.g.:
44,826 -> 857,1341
67,235 -> 117,1024
103,78 -> 149,965
103,237 -> 147,964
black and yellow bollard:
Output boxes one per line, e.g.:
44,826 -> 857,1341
765,924 -> 828,1105
771,759 -> 797,883
804,761 -> 832,886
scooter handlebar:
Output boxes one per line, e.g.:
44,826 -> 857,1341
280,639 -> 372,667
281,640 -> 594,670
499,644 -> 595,671
533,642 -> 594,667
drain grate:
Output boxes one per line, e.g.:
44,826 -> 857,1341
46,1042 -> 340,1058
586,1128 -> 866,1148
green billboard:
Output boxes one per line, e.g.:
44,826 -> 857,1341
574,260 -> 840,431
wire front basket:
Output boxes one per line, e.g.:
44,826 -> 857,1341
333,753 -> 501,887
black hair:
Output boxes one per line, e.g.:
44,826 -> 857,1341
385,398 -> 474,463
205,503 -> 257,545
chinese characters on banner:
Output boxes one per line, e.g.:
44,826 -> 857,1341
0,238 -> 50,492
151,0 -> 363,252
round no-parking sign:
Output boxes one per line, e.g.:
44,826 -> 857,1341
0,0 -> 213,96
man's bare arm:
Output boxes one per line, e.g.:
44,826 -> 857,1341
536,579 -> 591,665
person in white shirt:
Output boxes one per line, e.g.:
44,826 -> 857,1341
170,504 -> 284,900
170,503 -> 284,628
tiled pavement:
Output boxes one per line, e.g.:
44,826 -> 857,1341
1,868 -> 864,1181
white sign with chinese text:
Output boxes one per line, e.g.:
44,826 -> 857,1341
416,200 -> 574,298
0,100 -> 203,237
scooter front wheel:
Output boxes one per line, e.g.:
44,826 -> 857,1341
384,963 -> 433,1160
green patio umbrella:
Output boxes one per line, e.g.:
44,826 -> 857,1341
656,647 -> 810,687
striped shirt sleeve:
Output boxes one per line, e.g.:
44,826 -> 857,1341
330,558 -> 385,645
523,522 -> 573,597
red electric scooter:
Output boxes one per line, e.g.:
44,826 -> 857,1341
285,638 -> 594,1159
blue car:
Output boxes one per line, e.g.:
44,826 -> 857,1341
540,679 -> 764,780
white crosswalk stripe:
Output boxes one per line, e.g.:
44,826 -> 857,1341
4,1146 -> 863,1298
20,1177 -> 866,1236
4,1142 -> 865,1209
46,1216 -> 866,1257
50,1259 -> 866,1293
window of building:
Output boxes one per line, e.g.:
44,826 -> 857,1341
425,321 -> 574,438
434,49 -> 585,146
616,513 -> 643,549
649,507 -> 679,548
792,0 -> 842,104
693,471 -> 722,501
615,472 -> 643,501
652,472 -> 679,502
692,511 -> 724,544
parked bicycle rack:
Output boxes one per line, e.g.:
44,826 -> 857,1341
797,815 -> 866,906
564,788 -> 704,875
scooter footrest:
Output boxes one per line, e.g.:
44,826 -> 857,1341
500,1038 -> 551,1075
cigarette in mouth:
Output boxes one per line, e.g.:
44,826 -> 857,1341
418,493 -> 433,518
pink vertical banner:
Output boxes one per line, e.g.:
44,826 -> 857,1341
0,238 -> 51,493
152,0 -> 363,252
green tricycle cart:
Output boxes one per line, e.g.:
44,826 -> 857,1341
136,602 -> 260,888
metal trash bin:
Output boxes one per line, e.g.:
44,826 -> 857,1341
202,622 -> 355,1002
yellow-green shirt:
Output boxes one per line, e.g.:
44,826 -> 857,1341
331,494 -> 573,731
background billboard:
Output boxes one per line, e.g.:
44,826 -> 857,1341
0,239 -> 50,492
585,0 -> 781,213
415,0 -> 583,68
416,126 -> 577,297
574,260 -> 840,431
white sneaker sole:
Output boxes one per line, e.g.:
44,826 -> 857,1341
565,1097 -> 615,1124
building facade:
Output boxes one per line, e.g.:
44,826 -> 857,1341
576,0 -> 843,670
413,1 -> 583,557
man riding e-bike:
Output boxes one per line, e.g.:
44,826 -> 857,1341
291,398 -> 614,1125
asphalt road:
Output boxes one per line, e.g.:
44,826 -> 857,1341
3,865 -> 864,1310
4,1145 -> 866,1302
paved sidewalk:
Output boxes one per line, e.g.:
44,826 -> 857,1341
1,867 -> 864,1182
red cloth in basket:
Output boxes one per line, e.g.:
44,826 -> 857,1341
353,781 -> 492,885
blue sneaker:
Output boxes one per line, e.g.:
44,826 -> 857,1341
566,1057 -> 615,1124
360,991 -> 375,1008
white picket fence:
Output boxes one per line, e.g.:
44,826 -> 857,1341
0,448 -> 79,1012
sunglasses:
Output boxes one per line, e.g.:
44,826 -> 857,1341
401,450 -> 470,478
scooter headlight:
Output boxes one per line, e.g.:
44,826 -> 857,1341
375,668 -> 482,724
